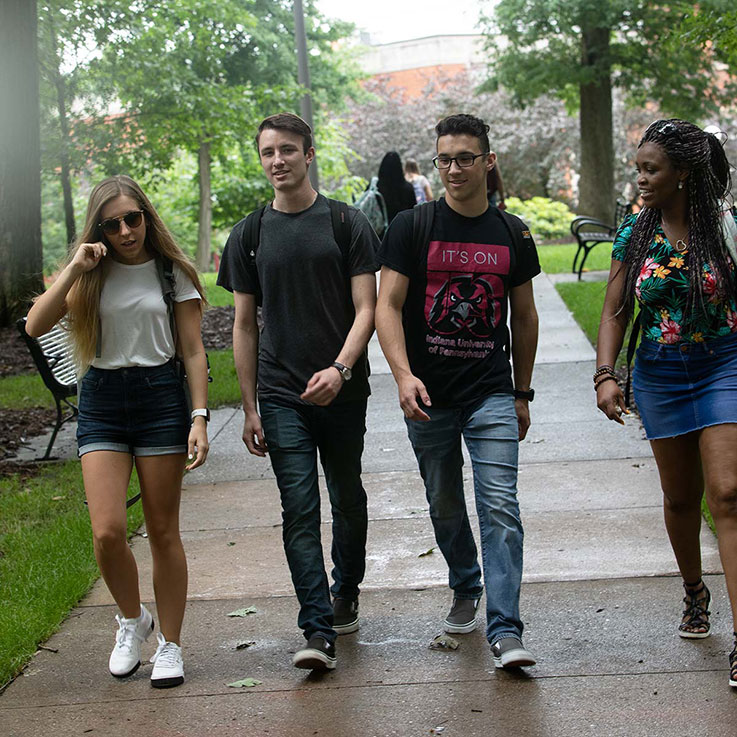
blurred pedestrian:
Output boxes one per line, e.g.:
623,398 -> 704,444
377,151 -> 417,223
404,157 -> 433,203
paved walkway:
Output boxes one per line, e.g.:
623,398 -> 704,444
2,273 -> 732,736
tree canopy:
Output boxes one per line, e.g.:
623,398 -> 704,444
483,0 -> 737,221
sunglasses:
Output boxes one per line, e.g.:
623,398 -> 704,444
99,209 -> 144,235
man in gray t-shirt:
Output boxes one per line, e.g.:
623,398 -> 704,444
217,113 -> 378,672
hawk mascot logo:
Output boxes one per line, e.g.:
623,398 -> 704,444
428,274 -> 496,337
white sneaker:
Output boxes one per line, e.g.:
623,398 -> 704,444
150,632 -> 184,688
109,604 -> 154,678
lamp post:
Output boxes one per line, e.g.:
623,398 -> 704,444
293,0 -> 319,189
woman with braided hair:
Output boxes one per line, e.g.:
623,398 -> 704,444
596,119 -> 737,688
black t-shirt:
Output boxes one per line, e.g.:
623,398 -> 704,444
377,198 -> 540,407
217,194 -> 379,406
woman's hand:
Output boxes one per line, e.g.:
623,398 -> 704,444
596,379 -> 628,425
185,419 -> 209,470
70,242 -> 107,273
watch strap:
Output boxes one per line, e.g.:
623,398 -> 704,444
191,408 -> 210,422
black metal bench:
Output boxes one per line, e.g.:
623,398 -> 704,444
16,317 -> 78,460
570,200 -> 632,280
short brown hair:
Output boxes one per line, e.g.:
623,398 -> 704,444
256,113 -> 313,154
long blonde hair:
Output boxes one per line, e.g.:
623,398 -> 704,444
66,175 -> 207,366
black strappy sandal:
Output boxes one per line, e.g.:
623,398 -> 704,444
729,634 -> 737,688
678,579 -> 711,639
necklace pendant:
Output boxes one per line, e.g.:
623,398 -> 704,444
674,239 -> 688,253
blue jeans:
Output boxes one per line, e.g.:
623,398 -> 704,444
260,399 -> 368,643
405,392 -> 524,645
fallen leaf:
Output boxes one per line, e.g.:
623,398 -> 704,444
227,677 -> 262,688
51,496 -> 65,501
227,541 -> 236,546
429,633 -> 459,651
227,606 -> 257,617
418,547 -> 436,558
236,641 -> 256,650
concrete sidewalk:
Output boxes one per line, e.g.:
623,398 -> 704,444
2,273 -> 732,736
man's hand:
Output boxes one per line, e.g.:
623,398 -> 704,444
514,398 -> 531,440
301,366 -> 343,406
398,374 -> 432,422
242,410 -> 268,456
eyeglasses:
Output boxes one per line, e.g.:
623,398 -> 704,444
99,210 -> 144,235
432,152 -> 490,169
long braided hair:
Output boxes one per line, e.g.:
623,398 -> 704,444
621,119 -> 734,323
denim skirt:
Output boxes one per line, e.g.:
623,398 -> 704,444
77,360 -> 189,457
633,332 -> 737,439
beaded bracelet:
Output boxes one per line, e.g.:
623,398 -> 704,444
594,375 -> 618,390
593,365 -> 615,382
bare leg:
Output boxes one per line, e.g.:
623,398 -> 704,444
136,453 -> 187,644
650,432 -> 704,584
81,451 -> 140,618
699,424 -> 737,631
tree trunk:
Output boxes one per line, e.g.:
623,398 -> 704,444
0,1 -> 44,326
196,140 -> 212,273
49,14 -> 75,245
578,25 -> 615,223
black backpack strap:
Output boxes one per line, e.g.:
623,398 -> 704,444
624,310 -> 641,407
155,256 -> 177,344
241,205 -> 267,304
412,200 -> 437,264
328,198 -> 352,279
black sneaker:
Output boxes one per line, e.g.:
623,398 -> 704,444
490,637 -> 536,669
443,597 -> 479,634
333,598 -> 359,635
292,636 -> 337,671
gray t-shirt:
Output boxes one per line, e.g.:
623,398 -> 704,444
217,194 -> 379,405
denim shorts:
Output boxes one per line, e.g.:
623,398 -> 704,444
77,361 -> 189,457
633,332 -> 737,439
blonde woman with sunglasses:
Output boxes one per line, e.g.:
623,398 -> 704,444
26,175 -> 209,688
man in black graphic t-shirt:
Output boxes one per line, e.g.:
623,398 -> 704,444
218,113 -> 378,672
376,113 -> 540,670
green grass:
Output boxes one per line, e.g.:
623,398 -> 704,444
207,348 -> 241,407
0,373 -> 54,409
538,242 -> 613,274
0,461 -> 143,688
202,272 -> 234,307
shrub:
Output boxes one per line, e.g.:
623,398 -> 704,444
505,196 -> 575,241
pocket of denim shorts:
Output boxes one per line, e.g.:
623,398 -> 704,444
144,371 -> 179,390
81,374 -> 103,393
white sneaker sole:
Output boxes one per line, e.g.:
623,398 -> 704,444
292,649 -> 337,671
493,648 -> 536,669
678,628 -> 711,639
333,619 -> 359,635
443,618 -> 478,634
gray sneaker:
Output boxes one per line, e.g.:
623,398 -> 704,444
292,636 -> 337,671
443,597 -> 480,634
491,637 -> 536,669
333,598 -> 359,635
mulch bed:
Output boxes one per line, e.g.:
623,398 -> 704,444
0,307 -> 234,479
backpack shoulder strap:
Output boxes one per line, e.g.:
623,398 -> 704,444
411,200 -> 437,263
243,206 -> 267,262
496,208 -> 529,253
327,198 -> 352,270
155,255 -> 177,344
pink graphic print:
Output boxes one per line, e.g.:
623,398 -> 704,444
425,241 -> 508,335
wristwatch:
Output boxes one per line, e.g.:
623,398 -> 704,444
191,408 -> 211,422
332,362 -> 352,381
514,388 -> 535,402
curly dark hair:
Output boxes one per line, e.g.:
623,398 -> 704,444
621,119 -> 734,323
435,114 -> 490,154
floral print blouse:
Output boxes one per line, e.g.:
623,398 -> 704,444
612,213 -> 737,344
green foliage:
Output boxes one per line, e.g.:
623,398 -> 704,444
506,196 -> 576,241
207,349 -> 241,408
484,0 -> 737,120
202,273 -> 234,308
538,243 -> 612,274
0,461 -> 143,688
0,374 -> 55,410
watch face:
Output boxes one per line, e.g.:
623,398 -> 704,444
342,367 -> 352,381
